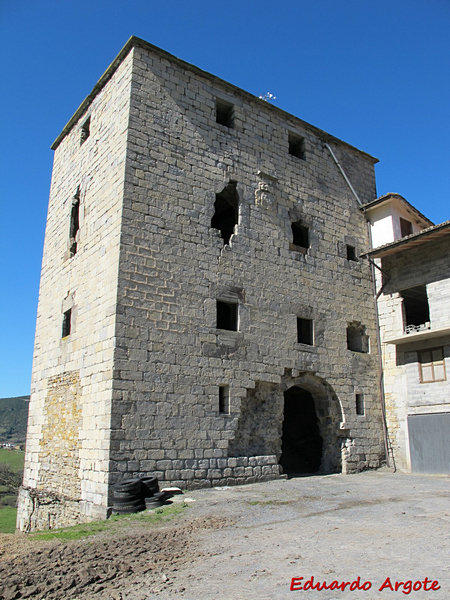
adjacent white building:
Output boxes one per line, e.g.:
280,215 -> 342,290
363,193 -> 450,473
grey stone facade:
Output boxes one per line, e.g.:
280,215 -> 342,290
18,37 -> 385,531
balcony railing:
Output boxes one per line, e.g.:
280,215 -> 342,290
404,322 -> 431,335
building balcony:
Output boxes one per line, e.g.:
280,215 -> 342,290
384,324 -> 450,346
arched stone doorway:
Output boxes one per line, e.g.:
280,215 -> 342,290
280,373 -> 344,475
280,386 -> 323,474
226,372 -> 345,475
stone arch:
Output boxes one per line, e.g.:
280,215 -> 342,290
226,372 -> 346,475
280,372 -> 345,474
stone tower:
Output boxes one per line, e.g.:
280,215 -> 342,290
18,37 -> 385,531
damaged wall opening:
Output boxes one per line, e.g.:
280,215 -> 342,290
211,181 -> 239,245
280,386 -> 323,474
401,285 -> 430,331
80,116 -> 90,144
216,300 -> 238,331
347,323 -> 369,353
69,189 -> 80,257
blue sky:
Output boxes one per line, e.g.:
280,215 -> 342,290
0,0 -> 449,397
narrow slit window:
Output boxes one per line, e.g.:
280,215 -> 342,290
62,309 -> 72,338
69,190 -> 80,257
216,300 -> 238,331
401,286 -> 430,333
288,132 -> 306,160
347,323 -> 369,353
291,220 -> 309,250
346,245 -> 357,261
80,116 -> 90,144
215,99 -> 234,127
355,393 -> 365,415
219,386 -> 230,414
297,318 -> 313,345
211,181 -> 239,245
418,347 -> 446,383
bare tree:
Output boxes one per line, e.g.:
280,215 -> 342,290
0,463 -> 22,493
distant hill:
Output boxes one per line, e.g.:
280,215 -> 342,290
0,396 -> 30,445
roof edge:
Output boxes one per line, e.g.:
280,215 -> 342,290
361,219 -> 450,258
51,36 -> 379,162
362,192 -> 434,227
52,36 -> 137,150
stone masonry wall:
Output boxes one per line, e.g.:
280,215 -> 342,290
108,42 -> 385,489
19,39 -> 388,530
376,235 -> 450,470
17,49 -> 135,531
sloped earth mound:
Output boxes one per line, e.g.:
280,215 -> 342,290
0,516 -> 228,600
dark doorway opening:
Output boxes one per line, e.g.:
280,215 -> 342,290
280,386 -> 323,474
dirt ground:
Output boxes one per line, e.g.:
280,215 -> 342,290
0,469 -> 448,600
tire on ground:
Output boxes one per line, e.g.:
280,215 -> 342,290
145,498 -> 163,509
112,504 -> 146,515
113,478 -> 142,494
112,498 -> 146,510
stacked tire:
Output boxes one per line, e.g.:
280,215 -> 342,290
141,476 -> 166,509
112,478 -> 145,515
112,475 -> 166,514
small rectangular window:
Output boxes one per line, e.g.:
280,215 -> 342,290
418,347 -> 446,383
356,393 -> 365,415
216,99 -> 234,127
216,300 -> 238,331
80,116 -> 90,144
288,132 -> 306,160
297,318 -> 313,345
346,245 -> 357,261
62,309 -> 72,338
219,386 -> 230,414
400,217 -> 413,237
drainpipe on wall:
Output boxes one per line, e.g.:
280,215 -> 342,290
324,142 -> 394,470
323,143 -> 363,207
365,238 -> 395,472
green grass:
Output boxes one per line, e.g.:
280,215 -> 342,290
0,448 -> 25,472
246,499 -> 293,506
30,502 -> 188,541
0,507 -> 17,533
